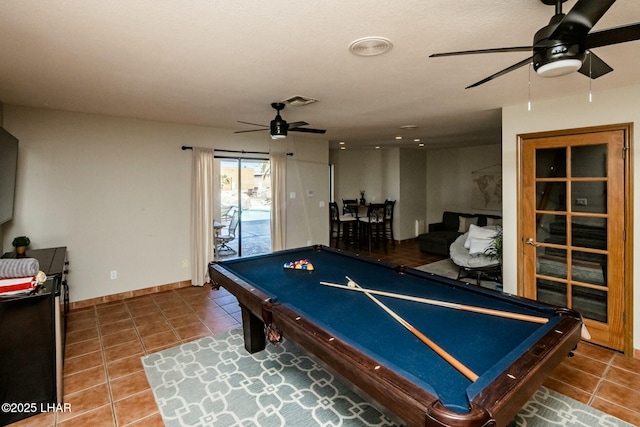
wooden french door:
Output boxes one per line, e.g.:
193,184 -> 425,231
520,126 -> 631,352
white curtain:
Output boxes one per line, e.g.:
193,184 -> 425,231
190,148 -> 216,286
270,153 -> 287,251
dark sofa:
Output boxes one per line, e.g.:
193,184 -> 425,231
418,211 -> 502,256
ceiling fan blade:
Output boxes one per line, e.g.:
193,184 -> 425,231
430,46 -> 531,58
550,0 -> 616,41
577,51 -> 613,79
288,121 -> 309,129
237,120 -> 268,128
234,129 -> 268,134
466,56 -> 532,89
289,127 -> 326,134
586,23 -> 640,49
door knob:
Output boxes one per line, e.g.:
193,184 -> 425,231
525,237 -> 540,247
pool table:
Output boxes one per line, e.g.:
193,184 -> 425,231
209,245 -> 582,427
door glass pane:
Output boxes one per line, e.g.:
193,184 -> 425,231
572,181 -> 607,213
217,159 -> 271,258
218,159 -> 241,257
536,148 -> 566,178
571,217 -> 607,250
537,248 -> 567,279
572,144 -> 607,178
240,159 -> 271,257
571,252 -> 606,286
537,279 -> 567,307
573,286 -> 608,323
537,214 -> 565,245
536,182 -> 566,212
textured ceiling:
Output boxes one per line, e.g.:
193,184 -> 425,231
1,0 -> 639,150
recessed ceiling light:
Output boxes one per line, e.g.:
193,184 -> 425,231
340,146 -> 346,150
419,143 -> 425,147
414,138 -> 421,142
375,146 -> 381,149
395,136 -> 402,140
339,141 -> 345,145
349,37 -> 393,57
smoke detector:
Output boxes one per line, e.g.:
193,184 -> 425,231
282,95 -> 319,107
349,37 -> 393,56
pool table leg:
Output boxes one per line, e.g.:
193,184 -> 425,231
240,305 -> 266,353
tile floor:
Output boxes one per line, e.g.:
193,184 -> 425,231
10,240 -> 640,426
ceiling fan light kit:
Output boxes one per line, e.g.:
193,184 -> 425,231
270,102 -> 288,139
536,58 -> 583,77
532,28 -> 585,77
270,118 -> 287,139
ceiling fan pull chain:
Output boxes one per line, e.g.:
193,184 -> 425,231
589,52 -> 593,103
528,63 -> 532,111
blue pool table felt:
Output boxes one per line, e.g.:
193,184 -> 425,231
219,247 -> 563,413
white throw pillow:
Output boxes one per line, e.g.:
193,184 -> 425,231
464,224 -> 498,249
458,216 -> 478,233
468,236 -> 494,256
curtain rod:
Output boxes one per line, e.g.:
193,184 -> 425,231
181,146 -> 293,156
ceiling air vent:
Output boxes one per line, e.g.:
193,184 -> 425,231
282,95 -> 319,107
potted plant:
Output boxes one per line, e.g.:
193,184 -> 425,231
12,236 -> 31,255
484,226 -> 503,263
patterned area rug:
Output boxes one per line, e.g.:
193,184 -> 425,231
415,258 -> 503,290
142,329 -> 632,427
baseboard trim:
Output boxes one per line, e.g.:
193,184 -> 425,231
69,280 -> 193,311
396,237 -> 417,245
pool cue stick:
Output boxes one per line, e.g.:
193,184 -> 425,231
319,281 -> 548,324
345,276 -> 479,382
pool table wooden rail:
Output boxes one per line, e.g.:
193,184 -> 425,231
209,253 -> 582,427
209,261 -> 468,426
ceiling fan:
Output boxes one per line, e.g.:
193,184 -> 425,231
235,103 -> 326,139
430,0 -> 640,88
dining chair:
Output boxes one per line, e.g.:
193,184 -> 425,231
358,203 -> 387,254
384,199 -> 396,248
342,199 -> 358,216
330,202 -> 357,248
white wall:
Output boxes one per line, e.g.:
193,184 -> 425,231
2,106 -> 328,302
502,84 -> 640,352
425,144 -> 502,225
285,140 -> 330,249
382,148 -> 400,203
330,147 -> 427,241
399,149 -> 427,238
330,149 -> 384,204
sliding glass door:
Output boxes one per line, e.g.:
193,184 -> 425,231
216,157 -> 271,258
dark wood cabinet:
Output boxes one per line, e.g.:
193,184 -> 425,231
0,247 -> 68,425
